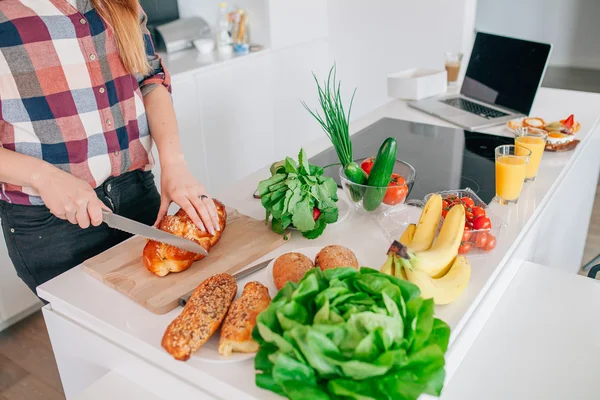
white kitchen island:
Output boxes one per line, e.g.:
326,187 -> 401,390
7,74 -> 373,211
38,88 -> 600,399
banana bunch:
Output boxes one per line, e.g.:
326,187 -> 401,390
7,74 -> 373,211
380,194 -> 471,305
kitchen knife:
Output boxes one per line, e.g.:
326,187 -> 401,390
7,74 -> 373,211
178,258 -> 274,307
101,210 -> 209,256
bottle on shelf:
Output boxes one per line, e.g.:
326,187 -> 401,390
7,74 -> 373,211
231,9 -> 250,55
216,2 -> 233,54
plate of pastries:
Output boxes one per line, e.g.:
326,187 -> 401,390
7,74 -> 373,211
507,114 -> 581,152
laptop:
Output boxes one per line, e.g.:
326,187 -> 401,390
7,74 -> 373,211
409,32 -> 552,130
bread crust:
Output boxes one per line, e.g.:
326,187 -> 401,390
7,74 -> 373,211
315,245 -> 359,271
545,139 -> 580,152
143,199 -> 227,277
162,273 -> 237,361
272,252 -> 314,289
218,281 -> 271,356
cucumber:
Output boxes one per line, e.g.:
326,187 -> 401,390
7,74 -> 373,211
363,137 -> 397,211
344,161 -> 368,184
343,161 -> 368,202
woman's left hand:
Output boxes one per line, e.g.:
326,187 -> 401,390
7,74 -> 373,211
155,160 -> 220,235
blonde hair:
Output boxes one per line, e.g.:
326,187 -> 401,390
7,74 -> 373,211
92,0 -> 151,75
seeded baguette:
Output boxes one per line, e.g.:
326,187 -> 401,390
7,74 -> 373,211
162,274 -> 237,361
219,282 -> 271,356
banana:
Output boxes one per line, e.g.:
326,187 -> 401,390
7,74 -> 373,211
403,255 -> 471,305
405,203 -> 465,278
399,224 -> 417,246
408,194 -> 442,252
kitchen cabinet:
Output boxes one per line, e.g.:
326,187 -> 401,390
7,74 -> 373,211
0,229 -> 41,331
441,262 -> 600,400
194,54 -> 275,193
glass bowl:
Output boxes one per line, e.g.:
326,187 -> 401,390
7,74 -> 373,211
340,160 -> 416,215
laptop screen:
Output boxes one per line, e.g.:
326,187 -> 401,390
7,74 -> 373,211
461,32 -> 552,115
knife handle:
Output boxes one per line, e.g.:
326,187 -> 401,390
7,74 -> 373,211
101,209 -> 111,223
178,258 -> 273,307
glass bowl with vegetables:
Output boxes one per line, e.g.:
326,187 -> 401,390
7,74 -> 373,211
340,158 -> 416,214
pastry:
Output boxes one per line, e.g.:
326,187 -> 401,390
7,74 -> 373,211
143,199 -> 227,277
162,274 -> 237,361
272,252 -> 315,290
219,281 -> 271,356
315,245 -> 359,271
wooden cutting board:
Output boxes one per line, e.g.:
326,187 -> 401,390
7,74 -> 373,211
83,208 -> 287,314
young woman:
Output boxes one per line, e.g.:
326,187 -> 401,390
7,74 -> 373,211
0,0 -> 219,294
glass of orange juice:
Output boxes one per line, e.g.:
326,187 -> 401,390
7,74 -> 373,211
495,145 -> 531,204
514,128 -> 548,181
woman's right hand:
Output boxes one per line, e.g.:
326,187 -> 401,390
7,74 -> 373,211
32,167 -> 109,229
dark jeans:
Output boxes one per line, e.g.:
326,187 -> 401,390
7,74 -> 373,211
0,170 -> 161,295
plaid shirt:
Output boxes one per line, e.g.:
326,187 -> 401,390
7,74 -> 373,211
0,0 -> 171,205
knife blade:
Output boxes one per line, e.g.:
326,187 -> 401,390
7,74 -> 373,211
102,210 -> 209,256
178,258 -> 274,307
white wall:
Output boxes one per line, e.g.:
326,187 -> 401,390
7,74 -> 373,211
476,0 -> 600,69
327,0 -> 477,118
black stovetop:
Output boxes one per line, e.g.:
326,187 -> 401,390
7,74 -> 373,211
309,118 -> 513,204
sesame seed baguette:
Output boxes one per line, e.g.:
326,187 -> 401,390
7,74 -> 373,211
162,274 -> 237,361
218,281 -> 271,357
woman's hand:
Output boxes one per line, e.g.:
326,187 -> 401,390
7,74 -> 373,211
32,166 -> 109,229
156,160 -> 220,235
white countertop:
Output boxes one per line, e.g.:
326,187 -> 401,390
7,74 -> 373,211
38,88 -> 600,399
159,48 -> 271,79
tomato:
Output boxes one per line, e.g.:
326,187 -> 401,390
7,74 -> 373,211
312,207 -> 321,221
360,157 -> 375,175
465,211 -> 474,223
472,206 -> 486,220
442,200 -> 449,210
461,197 -> 475,209
458,242 -> 471,254
474,232 -> 488,248
383,174 -> 408,205
484,234 -> 497,251
446,194 -> 459,204
472,216 -> 491,230
462,224 -> 472,242
442,208 -> 449,218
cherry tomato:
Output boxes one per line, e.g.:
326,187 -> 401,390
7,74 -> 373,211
472,216 -> 491,230
458,242 -> 471,254
442,209 -> 449,218
465,211 -> 474,223
383,174 -> 408,205
462,224 -> 472,242
442,200 -> 449,210
446,194 -> 459,204
461,197 -> 475,209
474,232 -> 488,248
484,234 -> 497,251
360,157 -> 375,175
472,206 -> 486,220
312,207 -> 321,221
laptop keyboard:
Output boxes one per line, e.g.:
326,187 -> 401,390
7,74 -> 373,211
441,98 -> 509,119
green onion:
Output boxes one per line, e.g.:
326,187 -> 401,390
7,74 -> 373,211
302,64 -> 356,168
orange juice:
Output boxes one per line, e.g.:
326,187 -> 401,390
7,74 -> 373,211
515,136 -> 545,180
496,156 -> 527,201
